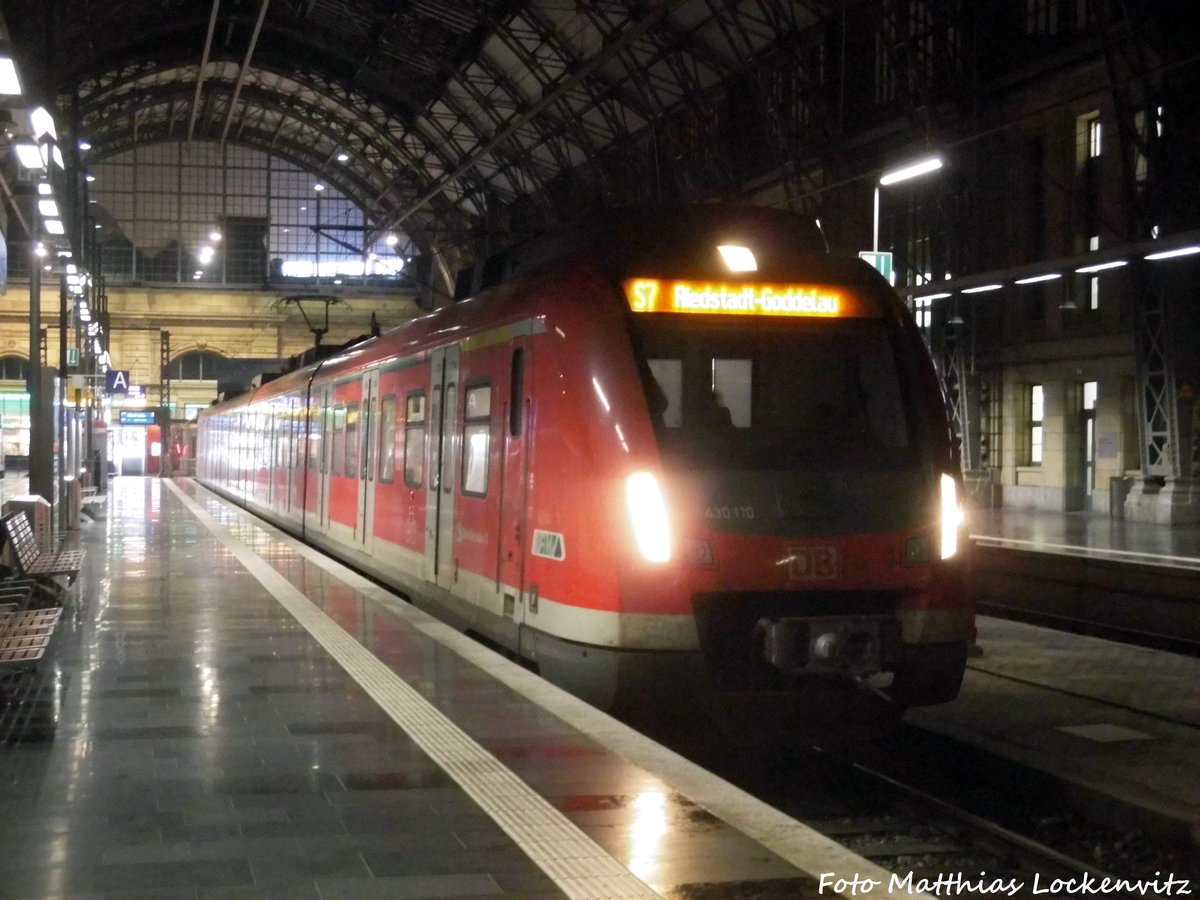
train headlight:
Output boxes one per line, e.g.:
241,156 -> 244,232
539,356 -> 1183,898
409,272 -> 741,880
626,471 -> 671,563
940,472 -> 965,559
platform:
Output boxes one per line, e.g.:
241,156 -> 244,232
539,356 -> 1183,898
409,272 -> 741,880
969,507 -> 1200,572
1,478 -> 1197,899
0,476 -> 908,900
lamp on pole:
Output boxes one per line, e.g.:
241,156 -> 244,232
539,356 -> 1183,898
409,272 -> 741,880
873,154 -> 945,252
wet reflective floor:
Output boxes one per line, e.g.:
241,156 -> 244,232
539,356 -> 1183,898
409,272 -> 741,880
0,477 -> 853,899
970,507 -> 1200,570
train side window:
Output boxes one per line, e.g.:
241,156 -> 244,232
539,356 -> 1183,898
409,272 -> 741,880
379,395 -> 398,483
345,402 -> 360,478
331,405 -> 346,475
647,359 -> 683,427
441,384 -> 457,494
712,358 -> 752,427
509,348 -> 524,437
308,406 -> 320,471
462,383 -> 492,497
404,392 -> 426,487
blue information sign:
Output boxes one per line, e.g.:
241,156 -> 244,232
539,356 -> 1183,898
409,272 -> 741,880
119,410 -> 156,426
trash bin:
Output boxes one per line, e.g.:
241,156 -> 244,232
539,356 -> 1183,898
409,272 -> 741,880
64,476 -> 82,530
1109,476 -> 1132,519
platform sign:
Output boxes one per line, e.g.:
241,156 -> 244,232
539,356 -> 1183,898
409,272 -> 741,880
859,250 -> 894,285
119,410 -> 156,426
105,369 -> 131,395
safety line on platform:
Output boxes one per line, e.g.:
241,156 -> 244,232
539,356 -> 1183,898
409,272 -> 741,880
170,479 -> 931,900
165,479 -> 660,900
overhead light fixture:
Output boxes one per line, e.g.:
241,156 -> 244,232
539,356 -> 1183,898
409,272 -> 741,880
37,182 -> 53,196
38,199 -> 60,218
30,106 -> 57,141
879,155 -> 944,186
34,243 -> 47,258
78,139 -> 92,151
336,152 -> 349,163
1145,245 -> 1200,261
717,244 -> 758,273
1075,259 -> 1127,274
313,183 -> 325,192
947,311 -> 964,326
85,173 -> 96,182
385,233 -> 399,247
0,57 -> 22,95
209,230 -> 222,241
1015,272 -> 1062,284
962,283 -> 1003,294
14,140 -> 45,170
45,219 -> 65,235
913,291 -> 952,302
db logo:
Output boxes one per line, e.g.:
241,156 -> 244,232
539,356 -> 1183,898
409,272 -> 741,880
787,546 -> 839,581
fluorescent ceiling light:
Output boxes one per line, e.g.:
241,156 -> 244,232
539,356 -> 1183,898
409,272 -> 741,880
1014,272 -> 1062,284
37,182 -> 53,196
15,142 -> 44,169
1145,245 -> 1200,261
717,244 -> 757,272
31,106 -> 57,141
913,292 -> 952,302
962,283 -> 1003,294
0,57 -> 21,95
879,155 -> 944,186
38,199 -> 60,218
45,219 -> 66,235
1075,259 -> 1127,274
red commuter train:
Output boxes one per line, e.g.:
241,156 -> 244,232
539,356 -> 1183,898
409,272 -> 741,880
197,207 -> 972,712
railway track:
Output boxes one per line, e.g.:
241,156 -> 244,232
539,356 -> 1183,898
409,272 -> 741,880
638,701 -> 1194,897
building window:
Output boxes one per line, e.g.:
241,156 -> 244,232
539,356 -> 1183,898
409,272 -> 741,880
0,355 -> 30,381
1029,384 -> 1044,465
1075,110 -> 1101,166
167,349 -> 224,380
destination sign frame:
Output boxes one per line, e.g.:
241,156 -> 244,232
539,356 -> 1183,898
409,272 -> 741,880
623,279 -> 873,318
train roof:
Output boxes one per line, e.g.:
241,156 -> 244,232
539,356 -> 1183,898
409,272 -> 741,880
202,205 -> 895,415
456,205 -> 831,299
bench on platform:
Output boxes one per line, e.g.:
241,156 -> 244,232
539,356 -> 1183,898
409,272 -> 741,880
0,603 -> 62,668
0,511 -> 86,588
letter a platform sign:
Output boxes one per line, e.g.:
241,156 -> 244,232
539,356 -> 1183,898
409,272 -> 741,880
105,369 -> 131,395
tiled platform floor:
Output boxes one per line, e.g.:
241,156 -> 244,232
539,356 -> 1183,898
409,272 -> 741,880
0,476 -> 886,900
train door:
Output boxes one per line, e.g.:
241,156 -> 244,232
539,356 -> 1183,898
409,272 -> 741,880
356,369 -> 380,551
498,342 -> 532,626
423,345 -> 460,589
319,386 -> 333,530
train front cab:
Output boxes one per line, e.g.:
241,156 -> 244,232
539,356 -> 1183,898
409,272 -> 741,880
566,259 -> 973,711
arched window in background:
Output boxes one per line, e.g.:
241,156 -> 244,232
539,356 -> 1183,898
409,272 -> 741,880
168,349 -> 225,381
0,356 -> 30,382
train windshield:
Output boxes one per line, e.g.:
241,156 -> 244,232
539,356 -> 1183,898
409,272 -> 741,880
631,316 -> 923,471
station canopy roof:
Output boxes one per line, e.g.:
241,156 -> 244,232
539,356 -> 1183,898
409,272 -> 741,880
4,0 -> 829,256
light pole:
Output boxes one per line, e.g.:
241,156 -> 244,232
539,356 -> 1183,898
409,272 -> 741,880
873,154 -> 944,252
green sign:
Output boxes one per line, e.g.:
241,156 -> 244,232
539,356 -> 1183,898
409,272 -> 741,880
859,251 -> 894,285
